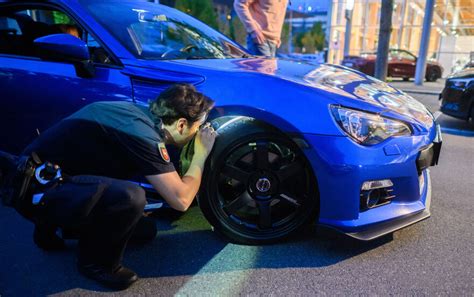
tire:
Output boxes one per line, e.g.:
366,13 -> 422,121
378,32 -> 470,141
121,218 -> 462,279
426,70 -> 438,82
403,77 -> 410,82
196,117 -> 319,245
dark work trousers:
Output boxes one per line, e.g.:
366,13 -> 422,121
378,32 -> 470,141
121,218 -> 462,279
37,175 -> 146,269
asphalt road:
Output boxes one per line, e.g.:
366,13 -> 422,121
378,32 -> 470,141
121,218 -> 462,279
1,92 -> 473,296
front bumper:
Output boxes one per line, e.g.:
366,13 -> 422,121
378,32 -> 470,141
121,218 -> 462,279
345,169 -> 431,240
302,125 -> 441,240
440,86 -> 472,120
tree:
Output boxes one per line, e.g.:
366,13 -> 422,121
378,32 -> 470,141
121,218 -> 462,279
214,7 -> 246,46
279,23 -> 290,53
175,0 -> 218,29
230,16 -> 247,45
294,22 -> 325,53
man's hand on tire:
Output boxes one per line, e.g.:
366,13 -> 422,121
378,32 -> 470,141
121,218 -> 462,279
194,123 -> 217,159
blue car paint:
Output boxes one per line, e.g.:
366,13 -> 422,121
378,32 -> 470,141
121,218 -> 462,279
0,55 -> 133,153
0,0 -> 438,239
304,133 -> 431,225
34,33 -> 91,61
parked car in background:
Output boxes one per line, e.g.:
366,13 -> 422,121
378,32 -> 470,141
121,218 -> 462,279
0,0 -> 441,244
342,49 -> 443,82
439,66 -> 474,122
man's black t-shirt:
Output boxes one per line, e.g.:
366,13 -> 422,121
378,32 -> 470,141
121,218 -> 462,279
23,101 -> 175,180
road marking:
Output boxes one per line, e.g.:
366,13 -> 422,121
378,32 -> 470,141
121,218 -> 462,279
400,90 -> 441,96
175,244 -> 259,296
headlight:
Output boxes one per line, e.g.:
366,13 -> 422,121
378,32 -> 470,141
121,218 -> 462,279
330,106 -> 412,145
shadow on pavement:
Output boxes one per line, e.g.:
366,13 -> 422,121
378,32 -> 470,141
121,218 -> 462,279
131,206 -> 392,274
0,204 -> 392,295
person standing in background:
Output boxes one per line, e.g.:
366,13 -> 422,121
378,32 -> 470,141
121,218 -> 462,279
234,0 -> 288,57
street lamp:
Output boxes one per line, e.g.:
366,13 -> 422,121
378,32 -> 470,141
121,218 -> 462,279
343,0 -> 355,58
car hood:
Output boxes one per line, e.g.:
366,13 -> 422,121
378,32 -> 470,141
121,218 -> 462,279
126,58 -> 434,128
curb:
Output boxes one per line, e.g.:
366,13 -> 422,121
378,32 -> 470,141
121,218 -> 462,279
400,89 -> 441,96
440,127 -> 474,137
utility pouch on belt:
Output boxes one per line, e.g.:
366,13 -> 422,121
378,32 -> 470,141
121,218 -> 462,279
0,151 -> 62,213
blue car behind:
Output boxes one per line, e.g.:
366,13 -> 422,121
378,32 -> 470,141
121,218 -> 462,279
0,0 -> 441,244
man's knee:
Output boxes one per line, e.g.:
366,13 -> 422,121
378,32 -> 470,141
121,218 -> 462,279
109,181 -> 147,213
123,182 -> 147,211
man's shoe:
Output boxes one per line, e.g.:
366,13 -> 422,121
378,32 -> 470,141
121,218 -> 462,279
33,224 -> 66,251
77,262 -> 138,290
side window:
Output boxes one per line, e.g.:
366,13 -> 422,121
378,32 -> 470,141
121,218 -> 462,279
399,51 -> 416,61
86,31 -> 113,65
0,6 -> 113,65
389,51 -> 397,60
0,16 -> 23,55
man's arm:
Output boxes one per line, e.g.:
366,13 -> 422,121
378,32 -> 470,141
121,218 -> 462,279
234,0 -> 265,44
146,125 -> 216,212
145,154 -> 206,212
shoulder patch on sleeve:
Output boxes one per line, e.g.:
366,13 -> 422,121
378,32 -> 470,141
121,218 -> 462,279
158,142 -> 170,163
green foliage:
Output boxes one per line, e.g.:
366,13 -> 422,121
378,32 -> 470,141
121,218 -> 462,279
279,23 -> 290,53
175,0 -> 218,29
52,11 -> 72,24
209,5 -> 246,46
230,16 -> 247,45
294,22 -> 325,53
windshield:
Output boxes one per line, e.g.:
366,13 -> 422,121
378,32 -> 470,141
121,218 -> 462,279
80,1 -> 248,60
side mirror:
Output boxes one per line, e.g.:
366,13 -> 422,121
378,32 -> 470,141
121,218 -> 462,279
34,33 -> 89,61
34,33 -> 94,78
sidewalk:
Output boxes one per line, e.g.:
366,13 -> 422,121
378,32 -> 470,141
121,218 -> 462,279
388,78 -> 445,95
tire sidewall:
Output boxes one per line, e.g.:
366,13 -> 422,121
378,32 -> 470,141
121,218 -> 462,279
198,119 -> 319,244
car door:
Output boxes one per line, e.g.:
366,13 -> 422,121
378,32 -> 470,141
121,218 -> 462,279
398,50 -> 417,77
0,3 -> 133,154
388,50 -> 405,78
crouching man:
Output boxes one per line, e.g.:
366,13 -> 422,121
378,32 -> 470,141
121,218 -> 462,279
21,84 -> 216,290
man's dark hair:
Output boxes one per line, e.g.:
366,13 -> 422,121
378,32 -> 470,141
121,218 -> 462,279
150,84 -> 215,125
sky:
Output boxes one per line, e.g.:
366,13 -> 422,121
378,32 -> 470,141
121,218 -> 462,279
288,0 -> 330,12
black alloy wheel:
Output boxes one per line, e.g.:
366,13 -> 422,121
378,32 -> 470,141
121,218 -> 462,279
198,118 -> 319,244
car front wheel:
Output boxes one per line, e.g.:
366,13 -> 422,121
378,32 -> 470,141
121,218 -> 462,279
196,117 -> 319,244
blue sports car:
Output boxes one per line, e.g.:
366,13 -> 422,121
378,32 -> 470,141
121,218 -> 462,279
0,0 -> 441,244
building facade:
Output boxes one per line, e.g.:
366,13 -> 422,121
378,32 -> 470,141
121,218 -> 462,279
328,0 -> 474,76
